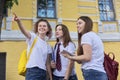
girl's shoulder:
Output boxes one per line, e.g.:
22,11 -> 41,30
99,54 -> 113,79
68,41 -> 75,45
68,41 -> 76,48
83,31 -> 96,37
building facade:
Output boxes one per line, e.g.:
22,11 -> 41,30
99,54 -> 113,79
0,0 -> 120,80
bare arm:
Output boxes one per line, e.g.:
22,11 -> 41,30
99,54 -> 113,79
64,60 -> 74,80
61,44 -> 92,62
51,60 -> 56,69
46,54 -> 53,80
13,13 -> 31,39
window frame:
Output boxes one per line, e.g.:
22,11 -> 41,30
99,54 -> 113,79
98,0 -> 115,21
37,0 -> 56,19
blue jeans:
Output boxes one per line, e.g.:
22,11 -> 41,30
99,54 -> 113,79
82,69 -> 108,80
53,74 -> 78,80
26,67 -> 47,80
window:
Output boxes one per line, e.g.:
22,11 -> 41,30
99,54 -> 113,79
98,0 -> 115,21
37,0 -> 56,18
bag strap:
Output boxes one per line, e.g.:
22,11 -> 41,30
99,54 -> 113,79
108,52 -> 115,61
52,43 -> 57,61
27,36 -> 38,60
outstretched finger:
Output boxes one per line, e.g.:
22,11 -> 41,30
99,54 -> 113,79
12,13 -> 17,21
13,12 -> 17,17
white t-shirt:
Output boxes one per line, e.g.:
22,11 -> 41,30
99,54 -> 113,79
26,32 -> 52,70
81,31 -> 105,73
53,42 -> 76,76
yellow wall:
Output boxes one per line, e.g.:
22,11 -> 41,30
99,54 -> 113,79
1,0 -> 120,80
0,41 -> 26,80
0,41 -> 120,80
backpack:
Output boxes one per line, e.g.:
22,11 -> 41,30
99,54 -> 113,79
104,52 -> 119,80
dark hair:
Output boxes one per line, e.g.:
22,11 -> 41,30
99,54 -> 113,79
77,16 -> 93,55
34,19 -> 52,39
55,24 -> 72,47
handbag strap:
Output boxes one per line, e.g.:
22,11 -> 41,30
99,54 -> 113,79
27,36 -> 38,60
108,52 -> 115,61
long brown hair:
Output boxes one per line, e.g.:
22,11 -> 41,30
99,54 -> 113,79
55,24 -> 72,47
34,19 -> 52,39
77,16 -> 93,55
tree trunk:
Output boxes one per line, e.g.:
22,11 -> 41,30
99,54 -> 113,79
0,0 -> 5,40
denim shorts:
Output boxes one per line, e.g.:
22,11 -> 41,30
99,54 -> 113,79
82,69 -> 108,80
26,67 -> 47,80
53,74 -> 78,80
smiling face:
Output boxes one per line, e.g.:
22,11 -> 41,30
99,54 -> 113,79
34,19 -> 52,39
76,19 -> 86,34
55,25 -> 63,40
76,16 -> 93,55
55,24 -> 72,47
37,21 -> 49,35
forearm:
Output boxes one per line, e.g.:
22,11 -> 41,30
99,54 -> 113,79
64,60 -> 74,80
69,55 -> 90,62
17,20 -> 30,39
46,54 -> 53,80
46,65 -> 53,80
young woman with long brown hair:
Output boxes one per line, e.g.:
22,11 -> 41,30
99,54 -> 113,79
61,16 -> 108,80
51,24 -> 78,80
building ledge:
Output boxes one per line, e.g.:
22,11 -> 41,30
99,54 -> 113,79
1,30 -> 120,42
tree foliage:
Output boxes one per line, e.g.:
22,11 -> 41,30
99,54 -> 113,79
0,0 -> 18,39
5,0 -> 18,9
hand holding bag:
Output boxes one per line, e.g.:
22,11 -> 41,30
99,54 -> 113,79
18,37 -> 38,76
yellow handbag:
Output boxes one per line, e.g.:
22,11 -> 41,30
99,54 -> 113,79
18,37 -> 38,76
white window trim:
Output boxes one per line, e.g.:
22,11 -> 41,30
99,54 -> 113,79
1,17 -> 120,41
2,29 -> 120,42
1,30 -> 25,40
1,17 -> 56,41
98,20 -> 120,41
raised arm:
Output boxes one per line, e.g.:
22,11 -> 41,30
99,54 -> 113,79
13,13 -> 31,39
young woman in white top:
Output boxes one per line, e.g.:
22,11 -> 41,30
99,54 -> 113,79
61,16 -> 108,80
51,24 -> 78,80
13,13 -> 53,80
